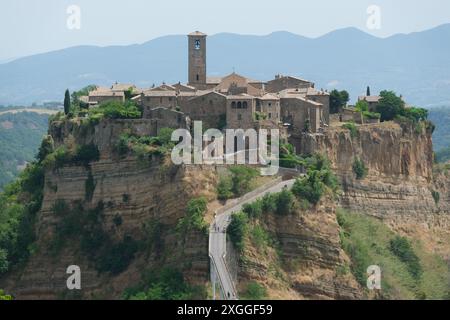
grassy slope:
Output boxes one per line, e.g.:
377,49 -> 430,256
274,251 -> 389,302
337,208 -> 449,299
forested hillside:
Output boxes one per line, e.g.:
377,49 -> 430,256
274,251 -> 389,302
0,111 -> 49,189
429,106 -> 450,162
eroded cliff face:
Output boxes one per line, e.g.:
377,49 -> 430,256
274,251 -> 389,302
238,197 -> 364,300
1,119 -> 218,299
299,121 -> 450,259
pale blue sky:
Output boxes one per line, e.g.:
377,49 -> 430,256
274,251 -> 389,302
1,0 -> 450,61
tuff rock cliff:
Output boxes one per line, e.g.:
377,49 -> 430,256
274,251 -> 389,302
1,118 -> 448,299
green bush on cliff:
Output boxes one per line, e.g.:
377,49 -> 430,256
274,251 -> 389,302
114,129 -> 175,160
177,197 -> 208,236
292,154 -> 338,205
227,212 -> 249,252
342,122 -> 358,138
88,100 -> 142,121
217,166 -> 259,200
352,158 -> 368,179
123,267 -> 206,300
241,281 -> 267,300
389,236 -> 423,280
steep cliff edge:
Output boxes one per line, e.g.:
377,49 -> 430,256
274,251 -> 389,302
0,119 -> 218,299
299,121 -> 450,259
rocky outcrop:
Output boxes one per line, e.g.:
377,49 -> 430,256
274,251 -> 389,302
239,198 -> 364,300
1,118 -> 219,299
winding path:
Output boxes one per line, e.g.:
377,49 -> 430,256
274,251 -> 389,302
209,178 -> 296,300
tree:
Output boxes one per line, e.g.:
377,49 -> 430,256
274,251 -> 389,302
64,89 -> 71,115
355,100 -> 369,113
366,86 -> 371,96
375,90 -> 404,121
330,90 -> 350,114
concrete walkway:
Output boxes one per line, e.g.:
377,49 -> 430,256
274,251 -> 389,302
209,178 -> 296,300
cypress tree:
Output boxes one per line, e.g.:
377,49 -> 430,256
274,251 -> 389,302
366,86 -> 371,96
64,89 -> 71,115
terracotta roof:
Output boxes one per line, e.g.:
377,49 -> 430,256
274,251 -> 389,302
226,93 -> 255,99
206,77 -> 223,84
188,31 -> 207,36
142,90 -> 177,97
89,90 -> 124,97
358,96 -> 381,103
259,93 -> 279,100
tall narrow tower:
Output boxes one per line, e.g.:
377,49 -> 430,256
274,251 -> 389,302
188,31 -> 207,88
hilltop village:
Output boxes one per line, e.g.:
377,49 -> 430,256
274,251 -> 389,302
79,31 -> 381,151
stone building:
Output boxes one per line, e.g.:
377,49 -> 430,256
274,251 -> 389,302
90,31 -> 330,143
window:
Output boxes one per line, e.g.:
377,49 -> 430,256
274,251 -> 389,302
231,101 -> 236,109
169,97 -> 173,101
237,114 -> 242,120
269,113 -> 272,119
243,101 -> 248,109
268,103 -> 272,107
196,74 -> 199,81
237,101 -> 242,109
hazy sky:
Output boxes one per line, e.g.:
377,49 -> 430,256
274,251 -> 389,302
1,0 -> 450,61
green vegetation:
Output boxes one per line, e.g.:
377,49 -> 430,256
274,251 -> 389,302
337,209 -> 450,299
64,89 -> 71,115
431,190 -> 440,205
42,143 -> 100,169
0,111 -> 49,189
279,143 -> 304,168
227,212 -> 249,252
352,158 -> 368,179
355,100 -> 381,120
114,128 -> 175,161
0,289 -> 12,300
330,89 -> 350,114
241,281 -> 267,300
292,154 -> 338,205
375,90 -> 429,125
177,197 -> 209,236
51,200 -> 139,275
87,100 -> 141,122
0,161 -> 44,273
389,236 -> 422,280
342,122 -> 358,138
429,106 -> 450,162
216,166 -> 259,200
123,267 -> 206,300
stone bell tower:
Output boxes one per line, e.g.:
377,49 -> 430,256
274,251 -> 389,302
188,31 -> 207,89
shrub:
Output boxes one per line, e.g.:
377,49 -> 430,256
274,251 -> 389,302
261,193 -> 278,213
177,197 -> 208,236
292,171 -> 324,205
217,176 -> 233,200
85,170 -> 96,201
342,122 -> 358,138
241,281 -> 267,300
88,100 -> 142,120
389,236 -> 423,280
96,235 -> 139,275
227,212 -> 248,251
73,143 -> 100,166
431,190 -> 440,205
229,166 -> 259,197
242,200 -> 263,219
123,267 -> 205,300
352,158 -> 368,179
275,189 -> 295,215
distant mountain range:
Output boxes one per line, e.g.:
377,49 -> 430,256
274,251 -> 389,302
1,24 -> 450,107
